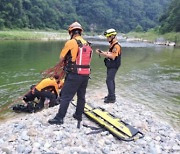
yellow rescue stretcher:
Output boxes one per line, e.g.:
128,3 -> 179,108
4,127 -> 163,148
72,101 -> 144,141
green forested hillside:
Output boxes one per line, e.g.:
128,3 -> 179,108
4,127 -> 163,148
0,0 -> 170,32
159,0 -> 180,33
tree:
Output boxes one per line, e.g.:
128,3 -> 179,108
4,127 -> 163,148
159,0 -> 180,33
0,0 -> 171,32
135,24 -> 143,32
0,18 -> 5,30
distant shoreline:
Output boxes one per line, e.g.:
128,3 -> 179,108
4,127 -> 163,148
0,30 -> 69,41
124,31 -> 180,47
0,30 -> 179,47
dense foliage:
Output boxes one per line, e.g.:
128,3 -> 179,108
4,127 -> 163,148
0,0 -> 170,32
159,0 -> 180,34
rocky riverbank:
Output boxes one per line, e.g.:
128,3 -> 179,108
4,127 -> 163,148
0,91 -> 180,154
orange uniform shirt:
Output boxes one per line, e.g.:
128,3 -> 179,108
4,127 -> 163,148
35,78 -> 58,94
60,36 -> 87,62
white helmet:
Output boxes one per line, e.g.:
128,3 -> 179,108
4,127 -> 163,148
104,28 -> 117,37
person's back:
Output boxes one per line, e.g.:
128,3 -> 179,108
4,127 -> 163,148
35,77 -> 59,96
48,22 -> 93,126
63,36 -> 92,75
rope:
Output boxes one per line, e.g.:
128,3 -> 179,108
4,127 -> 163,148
42,61 -> 66,80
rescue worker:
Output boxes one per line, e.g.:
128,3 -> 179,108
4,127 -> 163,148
48,22 -> 93,125
22,75 -> 61,112
96,28 -> 121,103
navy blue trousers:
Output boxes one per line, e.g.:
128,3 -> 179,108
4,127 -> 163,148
23,89 -> 56,107
106,68 -> 118,99
56,73 -> 89,120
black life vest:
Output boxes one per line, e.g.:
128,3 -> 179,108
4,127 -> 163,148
104,42 -> 121,68
64,39 -> 93,75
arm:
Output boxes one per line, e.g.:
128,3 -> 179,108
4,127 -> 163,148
96,49 -> 116,60
59,40 -> 72,63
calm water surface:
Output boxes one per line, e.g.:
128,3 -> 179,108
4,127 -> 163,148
0,39 -> 179,129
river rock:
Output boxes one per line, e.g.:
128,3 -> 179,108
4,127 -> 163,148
21,131 -> 29,141
102,147 -> 110,154
172,145 -> 180,151
155,136 -> 161,141
33,142 -> 41,149
0,96 -> 179,153
27,128 -> 38,136
8,135 -> 17,142
24,146 -> 32,154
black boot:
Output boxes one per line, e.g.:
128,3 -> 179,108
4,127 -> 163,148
104,96 -> 116,103
48,116 -> 64,125
73,113 -> 82,121
104,96 -> 108,100
73,113 -> 82,129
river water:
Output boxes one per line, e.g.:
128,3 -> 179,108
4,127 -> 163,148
0,39 -> 179,129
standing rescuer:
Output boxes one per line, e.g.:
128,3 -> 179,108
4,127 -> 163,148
48,22 -> 93,125
96,28 -> 122,103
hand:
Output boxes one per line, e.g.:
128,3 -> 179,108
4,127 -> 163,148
96,49 -> 102,54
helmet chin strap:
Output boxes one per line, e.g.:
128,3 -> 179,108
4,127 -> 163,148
70,33 -> 76,39
109,36 -> 115,43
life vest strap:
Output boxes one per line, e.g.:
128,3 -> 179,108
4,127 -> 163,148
76,65 -> 90,68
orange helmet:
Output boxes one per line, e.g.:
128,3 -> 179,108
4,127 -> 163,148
68,22 -> 83,33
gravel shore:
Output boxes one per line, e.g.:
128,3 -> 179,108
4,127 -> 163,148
0,90 -> 180,154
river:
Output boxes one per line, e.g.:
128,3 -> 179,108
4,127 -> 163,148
0,39 -> 179,129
